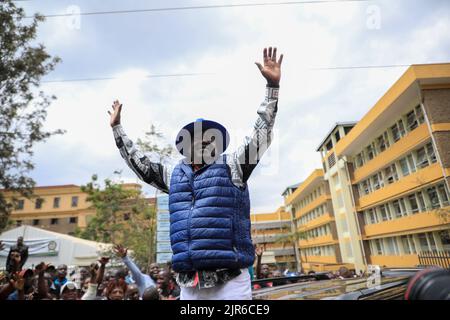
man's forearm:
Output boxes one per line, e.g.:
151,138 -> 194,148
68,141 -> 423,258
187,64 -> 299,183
112,124 -> 170,193
229,86 -> 279,186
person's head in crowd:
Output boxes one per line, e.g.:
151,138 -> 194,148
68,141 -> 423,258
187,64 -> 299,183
9,248 -> 21,268
79,267 -> 89,282
125,284 -> 140,300
17,236 -> 24,247
156,270 -> 170,292
142,286 -> 160,300
338,266 -> 353,279
46,265 -> 56,279
60,281 -> 79,300
261,264 -> 271,278
114,267 -> 128,281
149,263 -> 160,281
308,270 -> 316,275
105,280 -> 127,300
272,270 -> 282,278
56,264 -> 68,281
21,269 -> 35,293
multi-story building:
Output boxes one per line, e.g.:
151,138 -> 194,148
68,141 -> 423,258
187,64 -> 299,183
283,169 -> 352,272
2,183 -> 149,235
318,63 -> 450,270
251,207 -> 296,268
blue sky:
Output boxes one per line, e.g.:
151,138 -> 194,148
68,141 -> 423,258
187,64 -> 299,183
19,0 -> 450,212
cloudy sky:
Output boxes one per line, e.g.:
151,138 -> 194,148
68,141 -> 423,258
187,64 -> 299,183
19,0 -> 450,213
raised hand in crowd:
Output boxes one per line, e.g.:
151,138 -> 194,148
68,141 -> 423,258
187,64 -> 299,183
113,244 -> 128,258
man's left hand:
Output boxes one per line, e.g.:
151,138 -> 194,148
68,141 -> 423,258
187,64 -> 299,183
255,46 -> 283,87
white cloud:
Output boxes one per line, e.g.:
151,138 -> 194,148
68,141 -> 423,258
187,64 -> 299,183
31,0 -> 450,213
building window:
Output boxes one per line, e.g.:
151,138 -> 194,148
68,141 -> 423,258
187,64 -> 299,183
384,164 -> 398,184
406,110 -> 418,131
379,204 -> 391,221
401,235 -> 416,254
385,237 -> 399,255
35,198 -> 44,209
418,232 -> 437,252
426,187 -> 440,210
399,158 -> 410,177
393,199 -> 406,218
51,218 -> 59,225
53,197 -> 60,208
437,184 -> 449,207
335,130 -> 341,142
416,146 -> 429,169
408,194 -> 420,214
326,140 -> 333,151
16,199 -> 24,210
407,154 -> 416,174
377,132 -> 390,153
355,152 -> 365,168
69,217 -> 77,224
33,219 -> 40,226
426,142 -> 437,164
415,105 -> 425,124
366,144 -> 376,160
439,230 -> 450,251
372,173 -> 383,190
390,120 -> 406,143
416,192 -> 426,211
374,239 -> 383,255
71,196 -> 79,207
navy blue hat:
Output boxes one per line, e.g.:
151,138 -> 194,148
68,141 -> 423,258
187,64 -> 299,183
175,118 -> 230,156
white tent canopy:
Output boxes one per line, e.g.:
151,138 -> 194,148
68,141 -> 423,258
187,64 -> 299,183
0,225 -> 113,270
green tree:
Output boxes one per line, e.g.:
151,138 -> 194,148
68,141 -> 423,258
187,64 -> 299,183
275,225 -> 306,272
0,1 -> 63,232
136,124 -> 175,266
76,174 -> 156,268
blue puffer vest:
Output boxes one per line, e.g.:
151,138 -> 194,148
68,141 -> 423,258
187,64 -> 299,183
169,155 -> 254,272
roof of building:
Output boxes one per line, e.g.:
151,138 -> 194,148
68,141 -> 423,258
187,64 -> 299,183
315,121 -> 357,152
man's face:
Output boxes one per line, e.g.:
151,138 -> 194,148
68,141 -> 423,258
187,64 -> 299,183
190,137 -> 217,165
79,267 -> 88,280
126,286 -> 139,300
109,287 -> 125,300
57,264 -> 67,278
156,271 -> 168,289
261,265 -> 271,277
61,288 -> 78,300
10,251 -> 21,264
149,263 -> 159,279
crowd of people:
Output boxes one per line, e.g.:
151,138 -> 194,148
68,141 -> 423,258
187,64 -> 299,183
1,237 -> 365,300
0,239 -> 180,300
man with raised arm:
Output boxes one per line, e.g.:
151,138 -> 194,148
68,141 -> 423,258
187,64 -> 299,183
109,47 -> 283,300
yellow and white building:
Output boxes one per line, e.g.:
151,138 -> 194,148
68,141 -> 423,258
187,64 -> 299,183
250,207 -> 296,267
317,63 -> 450,270
283,169 -> 353,272
2,183 -> 145,235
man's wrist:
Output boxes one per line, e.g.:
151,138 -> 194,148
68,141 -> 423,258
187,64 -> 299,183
266,82 -> 279,88
265,86 -> 279,100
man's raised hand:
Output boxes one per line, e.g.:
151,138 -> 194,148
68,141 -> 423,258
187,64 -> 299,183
108,100 -> 122,128
255,47 -> 283,87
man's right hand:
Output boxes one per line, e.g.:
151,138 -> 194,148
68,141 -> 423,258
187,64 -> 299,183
108,100 -> 122,127
113,244 -> 128,258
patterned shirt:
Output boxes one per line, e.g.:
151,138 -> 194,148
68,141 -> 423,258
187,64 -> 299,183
112,86 -> 279,288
